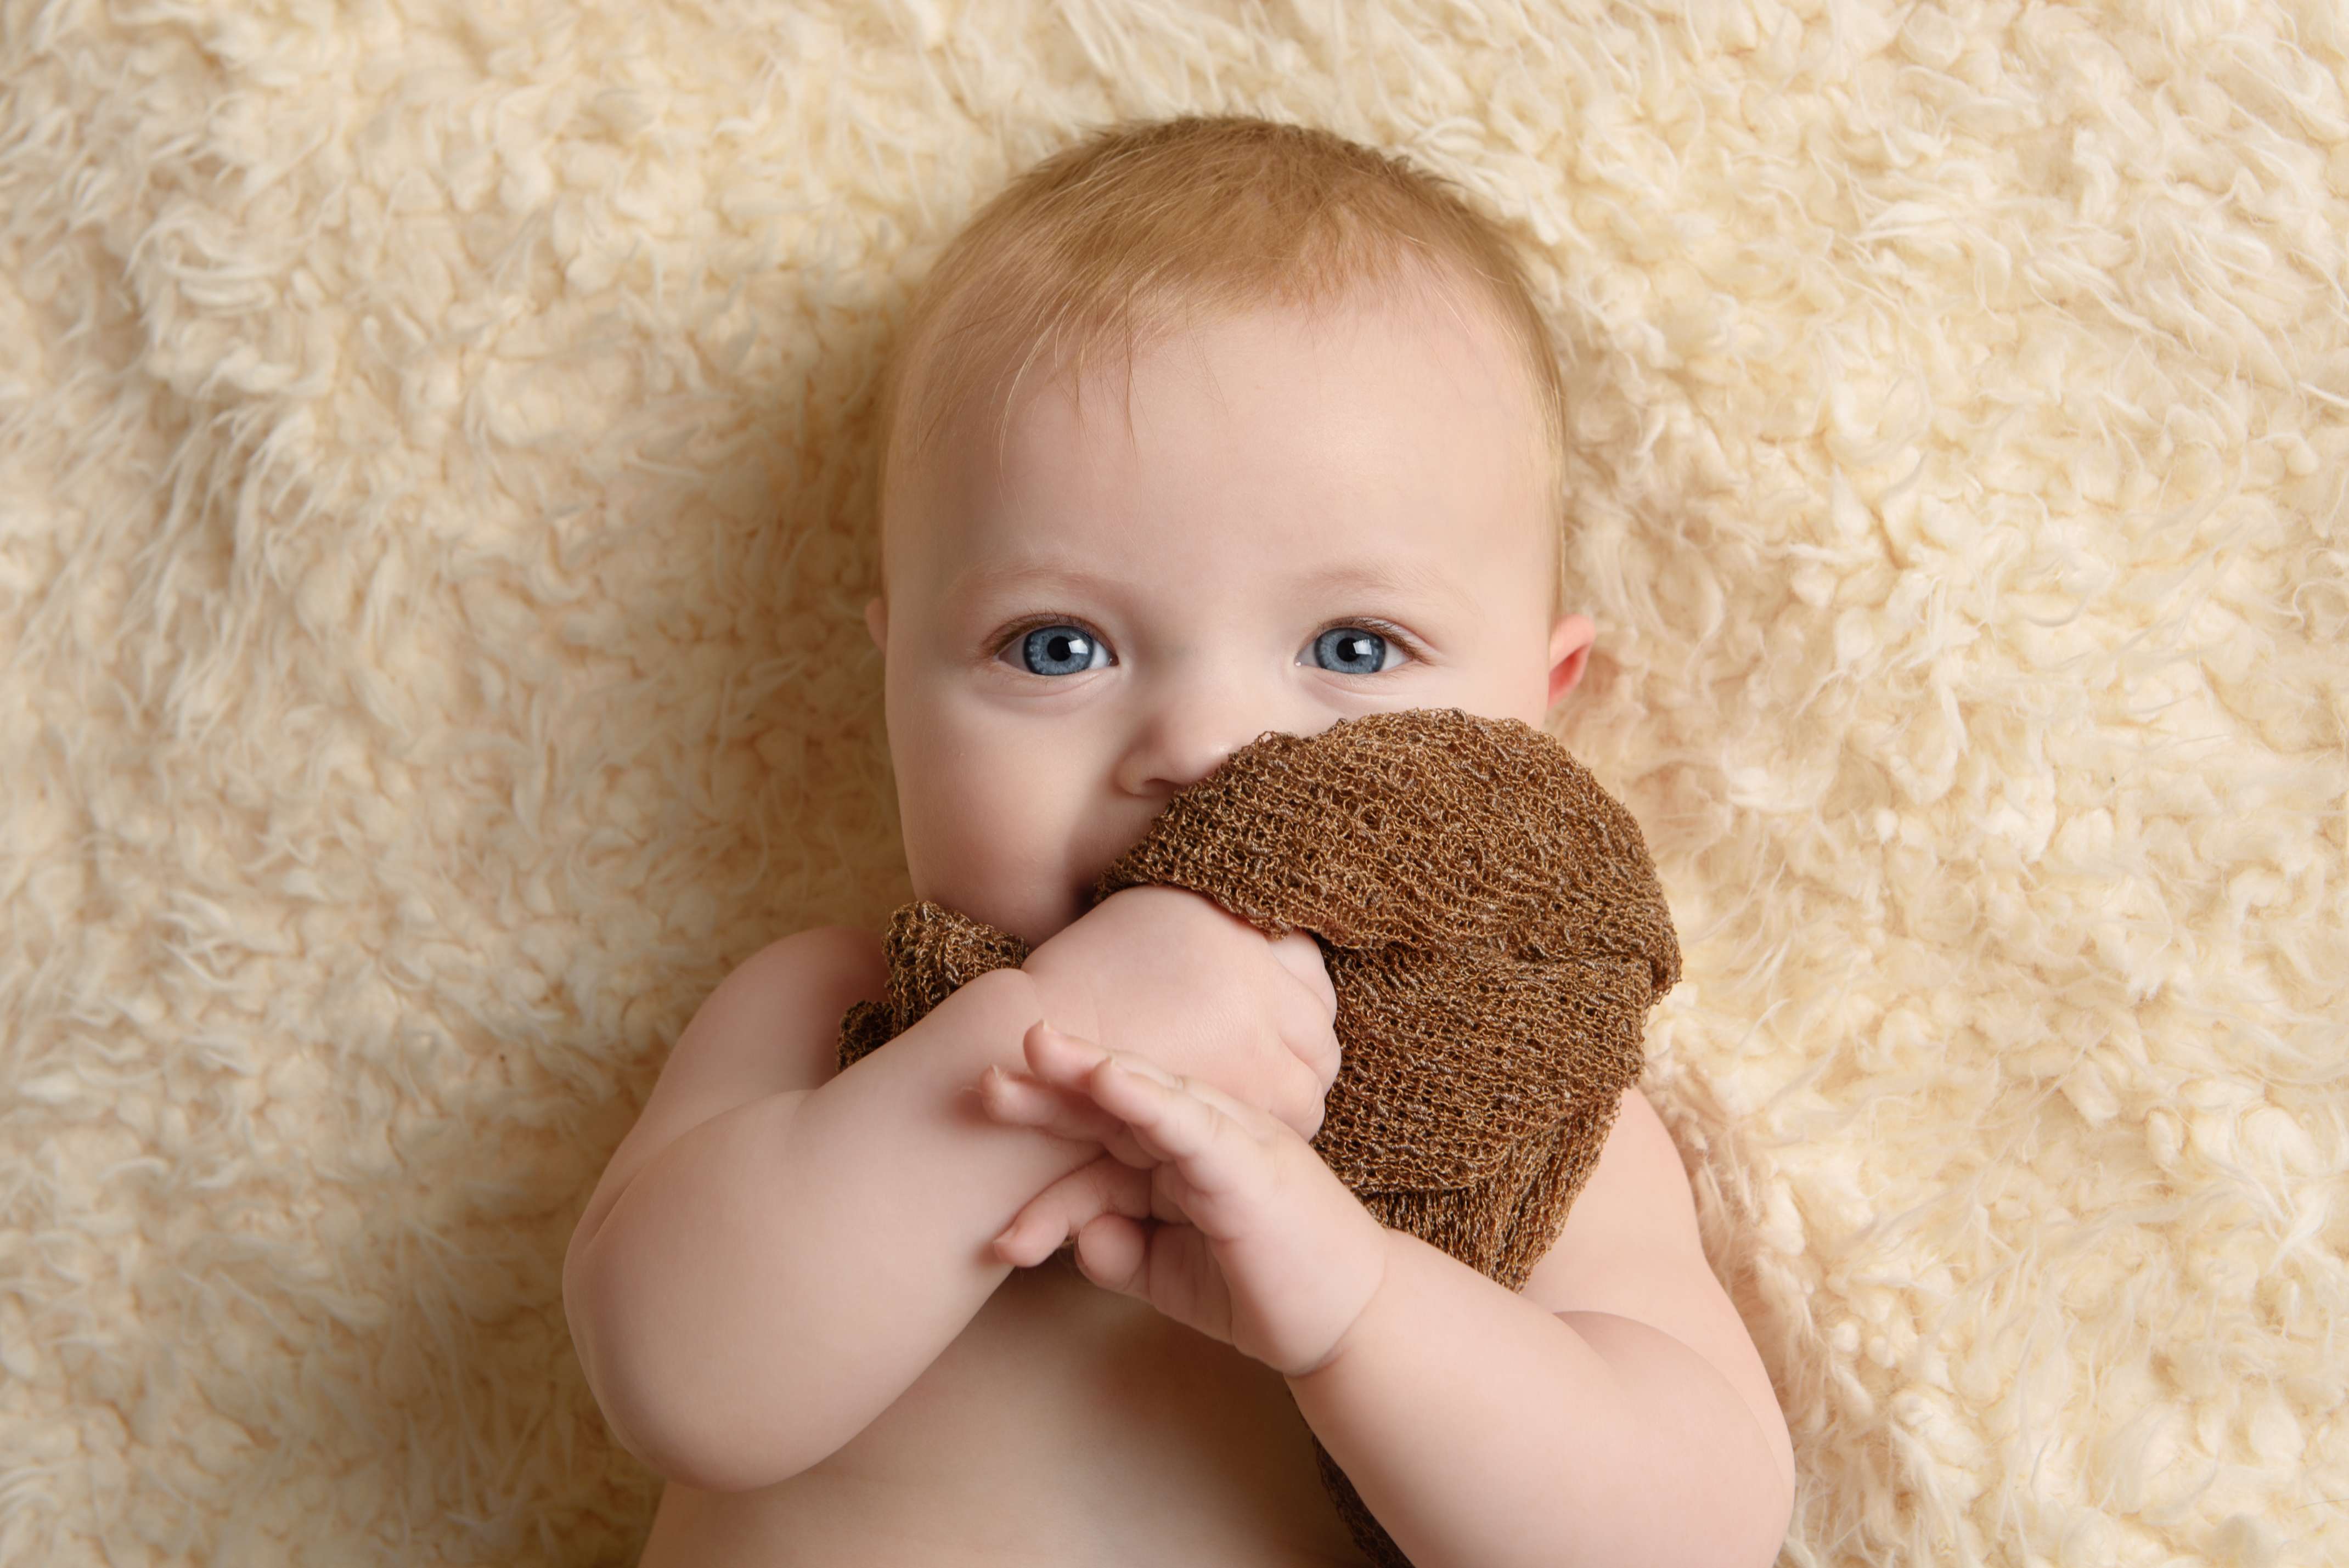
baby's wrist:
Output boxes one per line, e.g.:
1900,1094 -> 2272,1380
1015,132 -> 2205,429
905,967 -> 1054,1076
1271,1208 -> 1399,1383
1014,951 -> 1104,1050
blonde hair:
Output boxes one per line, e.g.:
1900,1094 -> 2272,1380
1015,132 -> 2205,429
878,116 -> 1565,515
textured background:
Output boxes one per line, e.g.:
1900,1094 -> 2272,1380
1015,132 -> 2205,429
3,1 -> 2344,1564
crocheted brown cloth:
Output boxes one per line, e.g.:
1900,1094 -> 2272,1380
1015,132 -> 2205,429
837,708 -> 1680,1567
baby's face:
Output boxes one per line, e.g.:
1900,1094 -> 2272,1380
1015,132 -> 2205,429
872,290 -> 1592,945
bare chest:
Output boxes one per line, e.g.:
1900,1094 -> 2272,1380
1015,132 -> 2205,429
640,1256 -> 1373,1567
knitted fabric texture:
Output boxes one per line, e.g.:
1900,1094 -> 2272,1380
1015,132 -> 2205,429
838,708 -> 1680,1567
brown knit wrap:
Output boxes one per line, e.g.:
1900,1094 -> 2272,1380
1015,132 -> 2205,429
837,708 -> 1680,1567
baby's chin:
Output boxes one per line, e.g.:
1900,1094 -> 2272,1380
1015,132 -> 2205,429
1020,871 -> 1120,947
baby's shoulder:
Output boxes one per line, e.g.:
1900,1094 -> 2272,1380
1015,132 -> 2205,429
628,925 -> 886,1141
567,926 -> 887,1265
689,924 -> 887,1083
1526,1088 -> 1796,1492
724,923 -> 887,1001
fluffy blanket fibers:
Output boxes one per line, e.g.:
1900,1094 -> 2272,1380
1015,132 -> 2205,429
1,1 -> 2342,1564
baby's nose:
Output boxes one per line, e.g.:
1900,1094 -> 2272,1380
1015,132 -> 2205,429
1112,670 -> 1285,797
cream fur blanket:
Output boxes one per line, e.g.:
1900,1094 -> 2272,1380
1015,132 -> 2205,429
2,2 -> 2342,1564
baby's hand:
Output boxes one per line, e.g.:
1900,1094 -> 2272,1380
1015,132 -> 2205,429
1020,887 -> 1338,1137
979,1024 -> 1387,1378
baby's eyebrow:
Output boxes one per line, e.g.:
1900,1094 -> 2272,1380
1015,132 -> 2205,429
941,558 -> 1119,603
1288,557 -> 1481,611
939,554 -> 1479,617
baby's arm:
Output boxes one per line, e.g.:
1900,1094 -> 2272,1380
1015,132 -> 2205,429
989,1032 -> 1794,1568
562,892 -> 1336,1494
562,928 -> 1088,1491
1300,1089 -> 1794,1568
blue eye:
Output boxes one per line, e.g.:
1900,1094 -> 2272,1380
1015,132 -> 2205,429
1019,624 -> 1107,676
1310,627 -> 1390,674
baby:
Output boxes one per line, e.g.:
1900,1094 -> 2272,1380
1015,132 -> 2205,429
564,118 -> 1795,1567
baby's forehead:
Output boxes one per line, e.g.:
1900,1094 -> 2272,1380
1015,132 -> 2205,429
883,290 -> 1559,600
891,271 -> 1544,486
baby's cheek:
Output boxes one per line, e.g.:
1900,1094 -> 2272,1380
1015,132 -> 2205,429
908,794 -> 1013,898
906,772 -> 1081,937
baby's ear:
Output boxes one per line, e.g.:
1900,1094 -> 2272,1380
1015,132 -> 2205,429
864,596 -> 889,652
1546,614 -> 1596,707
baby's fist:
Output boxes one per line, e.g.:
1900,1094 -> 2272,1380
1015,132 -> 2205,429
1021,887 -> 1339,1136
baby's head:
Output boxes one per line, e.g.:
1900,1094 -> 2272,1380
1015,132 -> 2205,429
866,117 -> 1595,943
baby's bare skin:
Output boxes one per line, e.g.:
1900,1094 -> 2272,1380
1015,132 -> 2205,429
643,1267 -> 1366,1566
577,912 -> 1373,1567
565,294 -> 1795,1566
589,917 -> 1778,1568
633,928 -> 1367,1565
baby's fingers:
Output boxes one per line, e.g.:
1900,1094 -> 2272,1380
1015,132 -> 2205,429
976,1064 -> 1124,1147
992,1155 -> 1150,1268
1086,1056 -> 1278,1214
